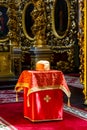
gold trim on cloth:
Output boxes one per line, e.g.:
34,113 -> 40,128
15,84 -> 71,106
15,83 -> 29,102
24,116 -> 63,122
26,85 -> 71,107
27,85 -> 71,98
15,83 -> 29,91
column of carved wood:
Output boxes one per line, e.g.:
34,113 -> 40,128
7,0 -> 22,76
31,0 -> 47,47
7,0 -> 19,48
83,0 -> 87,105
78,0 -> 87,105
78,0 -> 84,84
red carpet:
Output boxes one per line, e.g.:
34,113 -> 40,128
0,102 -> 87,130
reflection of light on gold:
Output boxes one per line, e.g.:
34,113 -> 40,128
83,0 -> 87,104
31,0 -> 46,47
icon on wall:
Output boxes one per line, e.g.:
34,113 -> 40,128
0,6 -> 8,38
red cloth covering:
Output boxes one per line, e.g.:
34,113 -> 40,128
15,70 -> 71,122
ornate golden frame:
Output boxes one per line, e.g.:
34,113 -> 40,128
22,2 -> 34,41
0,0 -> 21,77
78,0 -> 87,104
46,0 -> 77,72
15,0 -> 78,72
83,0 -> 87,104
52,0 -> 70,39
0,3 -> 9,42
17,0 -> 34,50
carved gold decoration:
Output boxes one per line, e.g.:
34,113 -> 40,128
45,0 -> 78,72
52,0 -> 70,39
31,0 -> 46,47
78,0 -> 84,83
18,0 -> 49,50
0,2 -> 8,42
0,0 -> 21,77
56,47 -> 74,72
7,0 -> 20,48
17,0 -> 78,72
18,0 -> 34,51
0,0 -> 14,77
78,0 -> 87,105
83,0 -> 87,105
22,2 -> 34,41
46,0 -> 77,46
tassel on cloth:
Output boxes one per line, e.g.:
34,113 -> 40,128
16,92 -> 18,102
67,97 -> 71,107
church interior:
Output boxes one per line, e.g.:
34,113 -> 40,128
0,0 -> 80,83
0,0 -> 87,127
